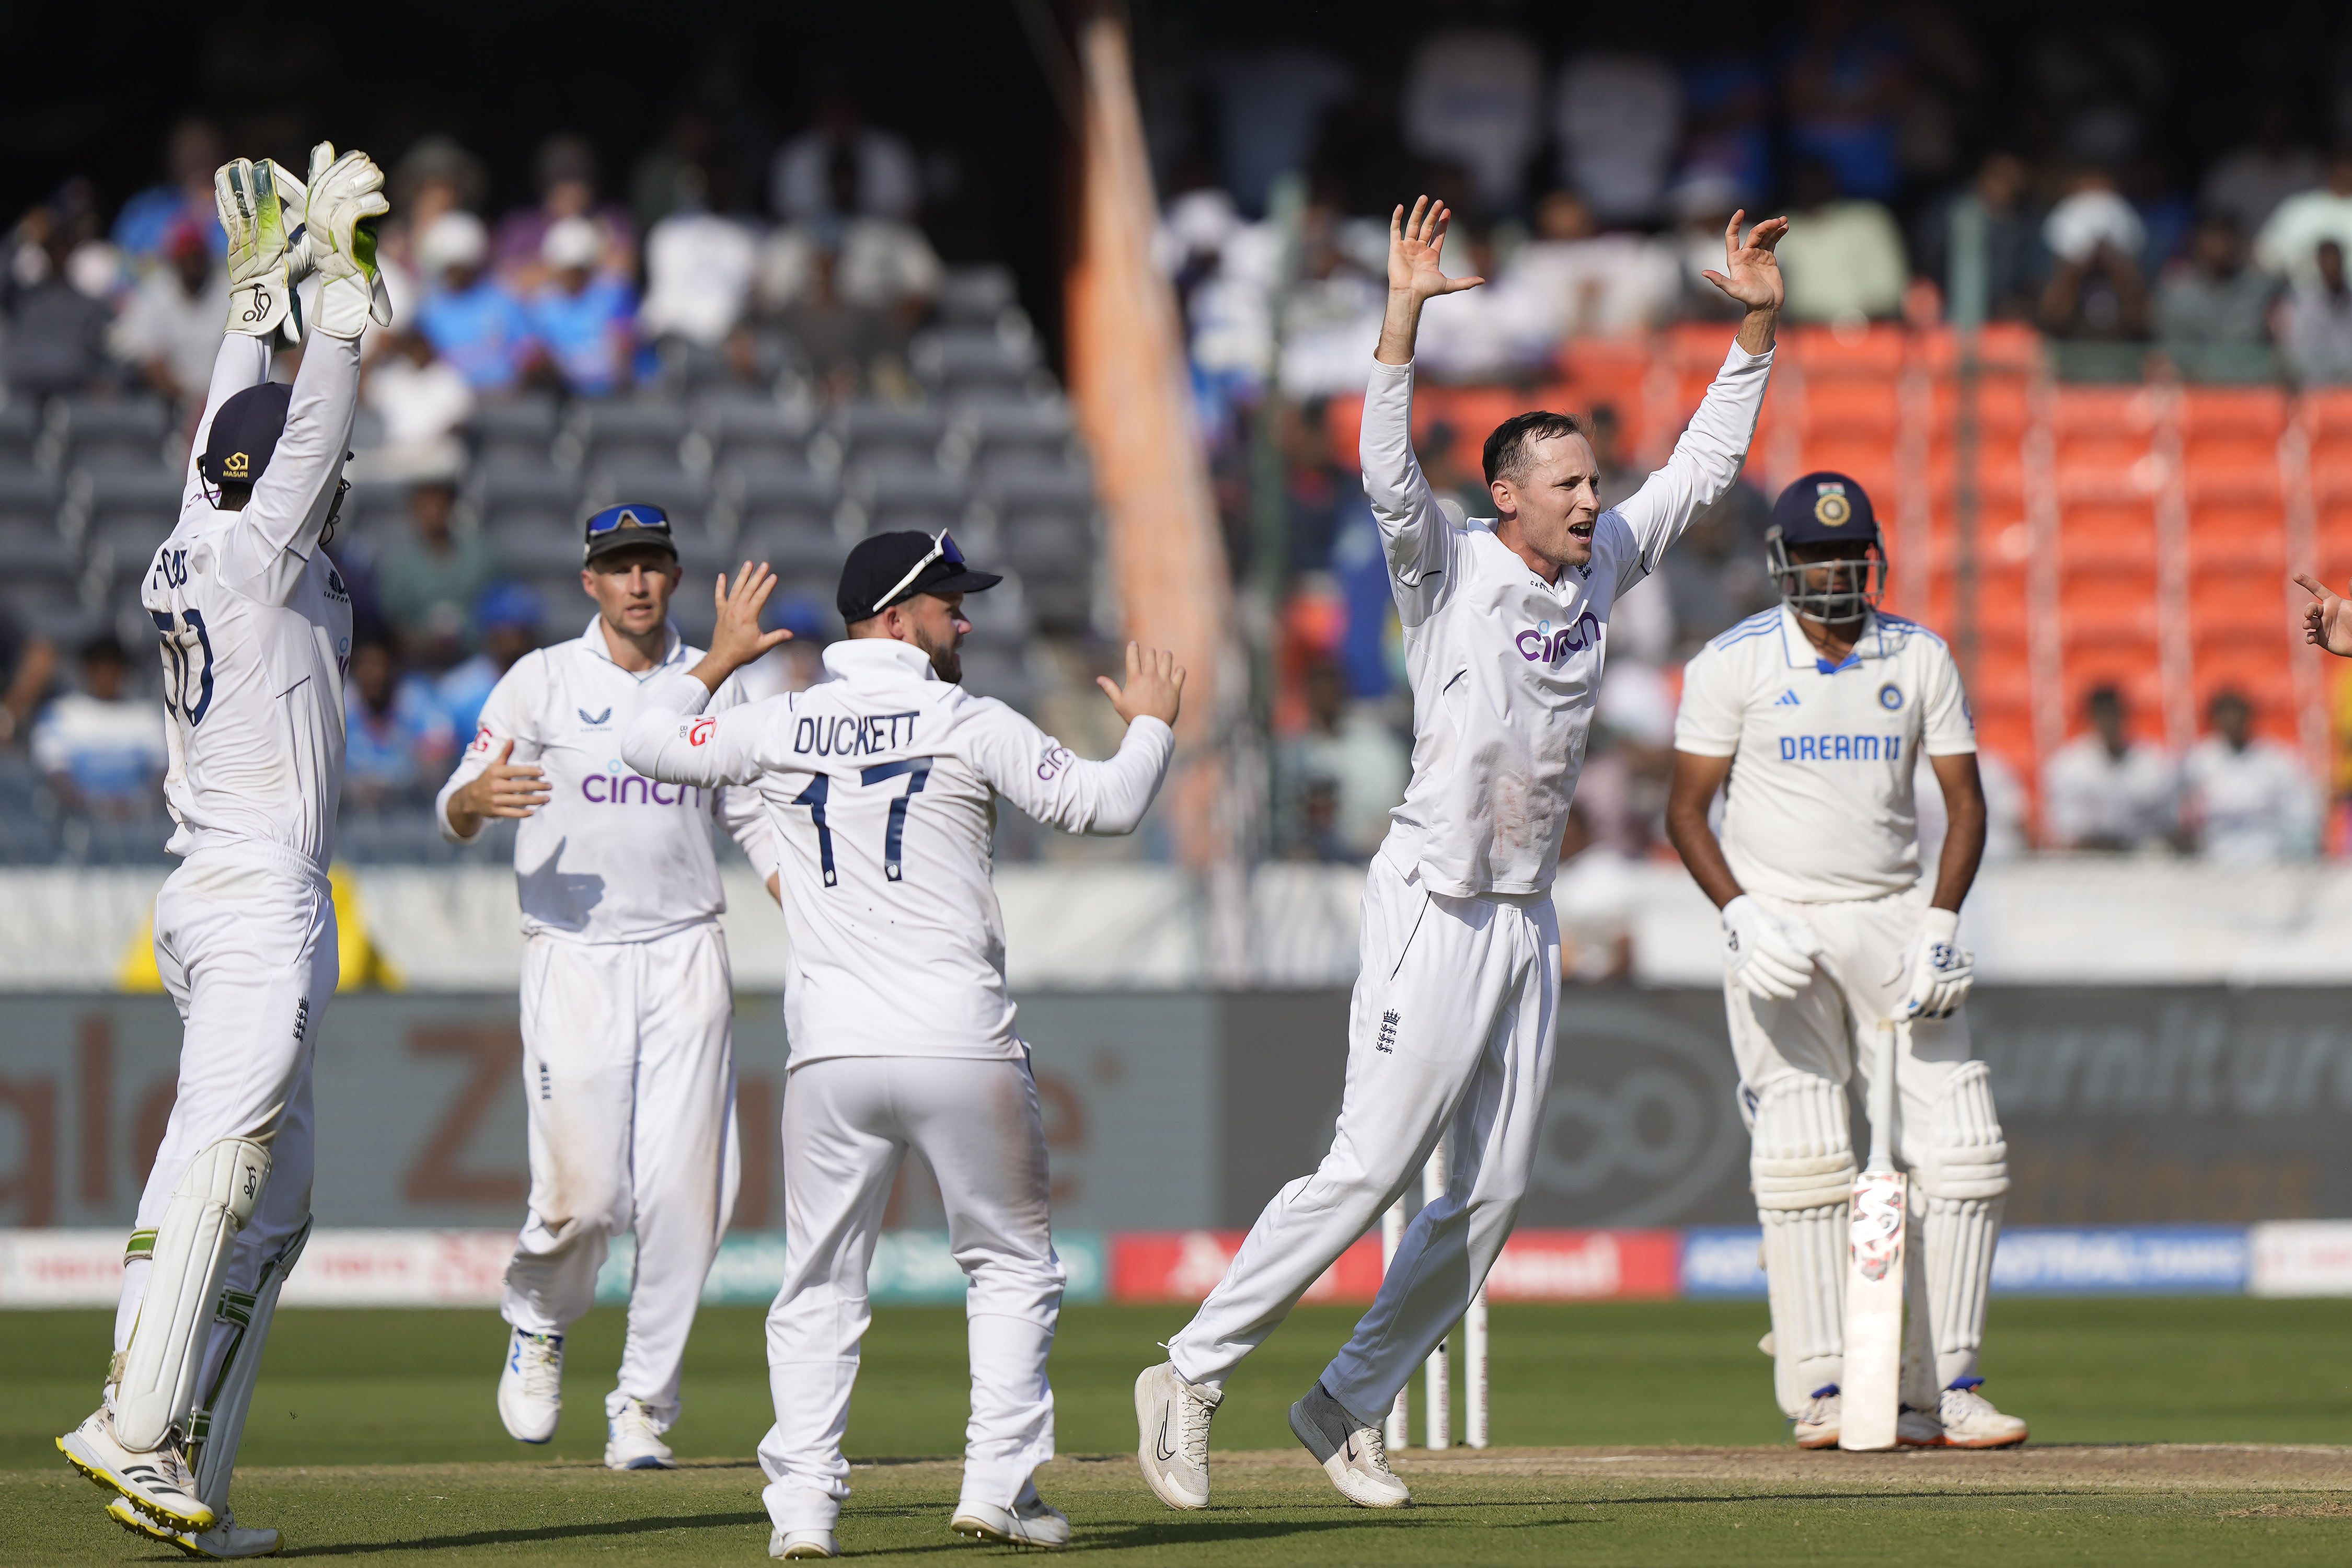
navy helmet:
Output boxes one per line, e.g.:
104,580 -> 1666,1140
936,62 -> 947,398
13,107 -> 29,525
1767,471 -> 1886,622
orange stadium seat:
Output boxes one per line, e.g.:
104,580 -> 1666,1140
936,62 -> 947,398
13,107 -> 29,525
2300,388 -> 2352,443
1784,322 -> 1909,376
2191,571 -> 2295,645
2058,651 -> 2169,743
2192,644 -> 2301,741
2060,575 -> 2160,644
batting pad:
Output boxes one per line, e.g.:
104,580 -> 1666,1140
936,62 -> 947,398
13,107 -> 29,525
1920,1063 -> 2008,1372
1750,1076 -> 1855,1414
191,1217 -> 308,1509
114,1137 -> 271,1452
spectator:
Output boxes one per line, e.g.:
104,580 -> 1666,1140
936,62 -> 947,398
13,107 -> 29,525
492,134 -> 636,294
1665,479 -> 1777,656
759,234 -> 890,405
375,481 -> 495,668
1773,159 -> 1908,325
1553,802 -> 1636,982
355,331 -> 474,485
2184,690 -> 2318,862
1667,173 -> 1751,321
1200,26 -> 1355,218
3,202 -> 116,400
342,639 -> 455,810
526,217 -> 636,398
1276,202 -> 1388,397
1500,191 -> 1679,339
1275,662 -> 1407,861
1402,26 -> 1544,217
109,119 -> 224,272
2203,105 -> 2321,242
2038,167 -> 2150,339
2042,685 -> 2180,851
437,583 -> 543,743
631,108 -> 727,235
1676,36 -> 1775,206
1781,4 -> 1909,202
638,206 -> 760,355
2153,214 -> 2277,349
2255,145 -> 2352,287
770,90 -> 920,223
2279,239 -> 2352,386
760,148 -> 941,333
108,217 -> 226,412
1554,47 -> 1684,226
1916,151 -> 2045,324
31,635 -> 165,818
412,211 -> 539,395
383,136 -> 489,294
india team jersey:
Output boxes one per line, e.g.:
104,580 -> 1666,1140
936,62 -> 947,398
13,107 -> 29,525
1674,606 -> 1977,903
622,638 -> 1174,1066
140,335 -> 359,872
435,617 -> 776,944
1364,340 -> 1774,898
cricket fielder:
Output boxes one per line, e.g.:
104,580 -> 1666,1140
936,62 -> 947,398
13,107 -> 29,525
1663,473 -> 2027,1449
57,144 -> 391,1558
624,536 -> 1181,1558
435,503 -> 777,1469
1136,197 -> 1786,1512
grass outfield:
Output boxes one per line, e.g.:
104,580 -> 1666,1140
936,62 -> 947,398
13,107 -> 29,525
6,1298 -> 2352,1562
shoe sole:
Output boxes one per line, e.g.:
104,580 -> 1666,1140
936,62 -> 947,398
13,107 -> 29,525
606,1455 -> 678,1471
950,1512 -> 1067,1548
58,1437 -> 214,1534
775,1542 -> 836,1560
107,1500 -> 282,1560
1794,1432 -> 1840,1449
1935,1431 -> 2030,1449
1134,1371 -> 1209,1511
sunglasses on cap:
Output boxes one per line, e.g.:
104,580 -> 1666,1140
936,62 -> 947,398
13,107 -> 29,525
873,528 -> 967,614
585,503 -> 672,538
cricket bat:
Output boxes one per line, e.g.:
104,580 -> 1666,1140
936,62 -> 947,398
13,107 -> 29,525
1840,1018 -> 1907,1451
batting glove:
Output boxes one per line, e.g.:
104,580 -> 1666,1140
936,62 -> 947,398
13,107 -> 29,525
216,158 -> 299,340
1721,894 -> 1820,1001
1893,906 -> 1973,1020
303,142 -> 393,340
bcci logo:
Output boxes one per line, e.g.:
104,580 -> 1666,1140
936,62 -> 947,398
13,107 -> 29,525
222,452 -> 251,479
1878,683 -> 1903,711
1814,480 -> 1850,527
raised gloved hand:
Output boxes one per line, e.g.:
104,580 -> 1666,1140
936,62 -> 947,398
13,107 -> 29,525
303,142 -> 393,339
1721,894 -> 1820,1001
216,158 -> 299,339
1893,906 -> 1973,1019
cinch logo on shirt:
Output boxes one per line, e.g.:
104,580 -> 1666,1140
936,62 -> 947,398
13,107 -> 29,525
1514,611 -> 1600,665
793,711 -> 920,757
1779,733 -> 1901,762
582,769 -> 702,806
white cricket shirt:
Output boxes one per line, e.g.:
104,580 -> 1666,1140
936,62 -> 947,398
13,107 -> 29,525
1674,605 -> 1977,903
1365,339 -> 1773,898
621,638 -> 1174,1066
435,616 -> 777,944
141,334 -> 359,875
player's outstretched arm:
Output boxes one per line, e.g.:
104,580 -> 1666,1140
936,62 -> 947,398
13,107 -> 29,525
1374,195 -> 1483,367
973,642 -> 1183,837
2295,573 -> 2352,656
1701,209 -> 1789,357
687,561 -> 794,694
1096,640 -> 1184,728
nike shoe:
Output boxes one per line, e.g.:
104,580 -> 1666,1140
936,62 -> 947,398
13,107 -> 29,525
107,1497 -> 281,1558
57,1407 -> 213,1532
603,1396 -> 676,1471
497,1329 -> 563,1444
769,1528 -> 837,1559
1287,1380 -> 1411,1508
1927,1380 -> 2028,1448
951,1481 -> 1071,1547
1134,1361 -> 1220,1510
1792,1387 -> 1840,1449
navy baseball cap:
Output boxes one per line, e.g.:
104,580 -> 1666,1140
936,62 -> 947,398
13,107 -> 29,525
837,529 -> 1002,625
1771,471 -> 1879,546
582,502 -> 678,566
199,383 -> 294,491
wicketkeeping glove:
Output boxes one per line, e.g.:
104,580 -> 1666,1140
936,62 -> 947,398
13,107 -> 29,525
216,158 -> 300,340
1721,894 -> 1820,1001
303,142 -> 393,340
1892,906 -> 1974,1019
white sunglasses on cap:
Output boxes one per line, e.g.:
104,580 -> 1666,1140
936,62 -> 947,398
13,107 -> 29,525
872,528 -> 967,614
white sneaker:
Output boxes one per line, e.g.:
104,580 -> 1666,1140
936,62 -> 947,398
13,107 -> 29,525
108,1497 -> 281,1558
497,1329 -> 563,1444
769,1528 -> 837,1559
1792,1388 -> 1840,1449
1897,1404 -> 1946,1446
604,1396 -> 676,1471
1931,1381 -> 2029,1449
951,1483 -> 1071,1547
57,1407 -> 213,1532
1135,1362 -> 1220,1511
1287,1381 -> 1412,1509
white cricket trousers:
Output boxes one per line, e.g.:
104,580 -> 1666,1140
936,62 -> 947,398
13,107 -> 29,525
1168,852 -> 1559,1428
502,921 -> 740,1428
1730,886 -> 2003,1410
115,848 -> 336,1391
758,1054 -> 1064,1536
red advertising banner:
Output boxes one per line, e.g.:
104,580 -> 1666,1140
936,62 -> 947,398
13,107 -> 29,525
1109,1228 -> 1684,1304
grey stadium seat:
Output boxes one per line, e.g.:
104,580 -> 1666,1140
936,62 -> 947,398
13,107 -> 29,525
937,265 -> 1018,328
582,462 -> 710,534
913,328 -> 1039,401
567,401 -> 689,470
55,397 -> 173,472
833,402 -> 945,470
473,462 -> 580,535
859,463 -> 966,535
463,396 -> 561,466
0,466 -> 61,531
719,459 -> 835,538
0,403 -> 40,468
696,395 -> 809,472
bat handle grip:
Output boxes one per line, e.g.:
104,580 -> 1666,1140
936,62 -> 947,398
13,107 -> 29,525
1864,1019 -> 1900,1174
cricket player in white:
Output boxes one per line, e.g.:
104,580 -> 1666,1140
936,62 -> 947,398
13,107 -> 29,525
1665,471 -> 2027,1450
58,143 -> 393,1558
434,503 -> 777,1469
622,535 -> 1183,1558
1137,197 -> 1788,1513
